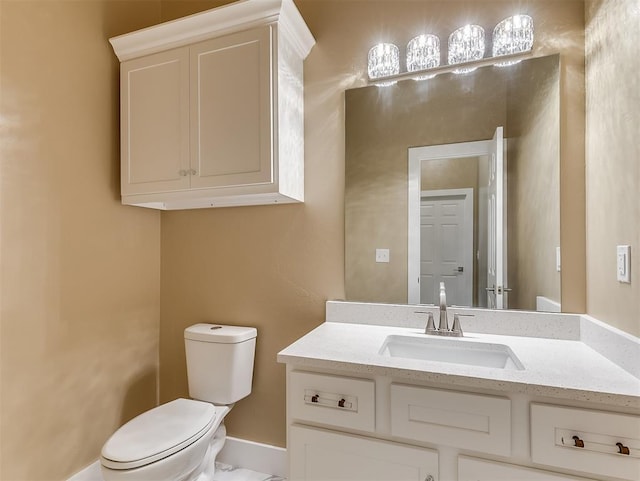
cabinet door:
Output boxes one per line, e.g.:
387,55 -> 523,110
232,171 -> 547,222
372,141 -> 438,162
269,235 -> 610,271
121,48 -> 190,195
290,425 -> 439,481
190,26 -> 274,190
458,456 -> 596,481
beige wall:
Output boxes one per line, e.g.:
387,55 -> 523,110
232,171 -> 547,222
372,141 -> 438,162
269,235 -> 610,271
0,1 -> 162,479
506,55 -> 560,310
585,0 -> 640,336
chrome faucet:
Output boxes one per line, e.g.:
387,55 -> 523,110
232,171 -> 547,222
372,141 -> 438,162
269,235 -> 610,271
416,282 -> 464,337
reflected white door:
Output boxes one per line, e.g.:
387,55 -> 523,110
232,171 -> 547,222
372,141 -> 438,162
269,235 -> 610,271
420,191 -> 472,306
486,126 -> 506,309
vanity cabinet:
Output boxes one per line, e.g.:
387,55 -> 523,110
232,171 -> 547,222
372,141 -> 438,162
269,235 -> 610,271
110,0 -> 315,209
285,367 -> 637,481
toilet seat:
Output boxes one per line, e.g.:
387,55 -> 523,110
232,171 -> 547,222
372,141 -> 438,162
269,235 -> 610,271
101,398 -> 219,470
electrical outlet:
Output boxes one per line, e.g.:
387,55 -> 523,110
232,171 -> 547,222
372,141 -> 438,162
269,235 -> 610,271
617,245 -> 631,283
375,248 -> 390,263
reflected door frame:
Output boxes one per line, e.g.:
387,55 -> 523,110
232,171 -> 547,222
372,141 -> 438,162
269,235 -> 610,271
408,140 -> 492,305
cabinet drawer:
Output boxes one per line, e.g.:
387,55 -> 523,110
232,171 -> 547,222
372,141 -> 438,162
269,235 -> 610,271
531,404 -> 640,481
390,384 -> 511,456
289,371 -> 375,433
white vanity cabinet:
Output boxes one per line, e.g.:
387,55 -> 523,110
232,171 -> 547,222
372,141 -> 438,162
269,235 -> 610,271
284,367 -> 638,481
110,0 -> 315,209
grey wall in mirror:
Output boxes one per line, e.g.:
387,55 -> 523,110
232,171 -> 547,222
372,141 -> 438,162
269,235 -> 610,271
345,54 -> 560,312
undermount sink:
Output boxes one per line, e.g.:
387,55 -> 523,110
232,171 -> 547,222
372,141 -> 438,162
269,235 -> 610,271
379,335 -> 524,370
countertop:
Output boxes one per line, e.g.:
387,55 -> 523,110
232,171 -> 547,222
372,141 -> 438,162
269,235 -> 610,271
277,321 -> 640,409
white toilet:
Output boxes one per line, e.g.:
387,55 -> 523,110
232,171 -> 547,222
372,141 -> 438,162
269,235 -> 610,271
100,324 -> 257,481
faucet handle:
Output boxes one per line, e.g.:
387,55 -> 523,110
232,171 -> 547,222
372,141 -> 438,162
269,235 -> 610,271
425,312 -> 437,334
415,310 -> 438,334
450,314 -> 463,337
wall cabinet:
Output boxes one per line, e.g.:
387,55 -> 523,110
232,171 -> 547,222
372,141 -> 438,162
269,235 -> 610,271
110,0 -> 314,209
285,367 -> 638,481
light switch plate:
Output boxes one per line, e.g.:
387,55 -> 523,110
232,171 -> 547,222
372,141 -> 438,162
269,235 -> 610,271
616,245 -> 631,283
556,247 -> 561,272
375,248 -> 390,263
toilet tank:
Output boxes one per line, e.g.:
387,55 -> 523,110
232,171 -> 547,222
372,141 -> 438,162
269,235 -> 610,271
184,324 -> 257,405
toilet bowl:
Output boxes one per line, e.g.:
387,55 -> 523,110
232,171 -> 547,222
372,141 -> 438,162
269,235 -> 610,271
101,399 -> 230,481
100,324 -> 257,481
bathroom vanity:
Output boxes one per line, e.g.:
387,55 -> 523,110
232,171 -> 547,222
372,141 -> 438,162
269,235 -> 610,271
278,302 -> 640,481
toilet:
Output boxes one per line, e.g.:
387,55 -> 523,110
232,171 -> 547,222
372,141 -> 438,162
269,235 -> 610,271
100,324 -> 257,481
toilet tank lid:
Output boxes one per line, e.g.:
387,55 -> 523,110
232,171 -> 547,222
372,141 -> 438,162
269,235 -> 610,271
185,323 -> 257,343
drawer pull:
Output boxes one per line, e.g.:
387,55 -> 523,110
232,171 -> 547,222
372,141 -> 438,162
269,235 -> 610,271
304,393 -> 354,410
573,435 -> 585,448
616,442 -> 630,455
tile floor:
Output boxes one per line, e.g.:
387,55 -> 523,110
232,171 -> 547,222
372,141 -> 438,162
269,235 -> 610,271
213,462 -> 284,481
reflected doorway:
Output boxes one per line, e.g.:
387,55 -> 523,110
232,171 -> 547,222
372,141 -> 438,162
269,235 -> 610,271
408,127 -> 508,308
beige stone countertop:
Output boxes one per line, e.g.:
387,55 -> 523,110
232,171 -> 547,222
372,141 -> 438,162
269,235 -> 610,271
277,322 -> 640,409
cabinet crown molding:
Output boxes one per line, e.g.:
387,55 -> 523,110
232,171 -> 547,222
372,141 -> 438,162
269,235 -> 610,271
109,0 -> 315,62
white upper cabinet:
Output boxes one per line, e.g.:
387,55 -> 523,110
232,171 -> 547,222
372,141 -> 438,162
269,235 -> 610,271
110,0 -> 315,210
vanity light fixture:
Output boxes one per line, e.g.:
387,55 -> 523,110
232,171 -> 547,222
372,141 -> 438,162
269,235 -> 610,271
448,24 -> 485,74
492,14 -> 534,66
406,34 -> 440,80
368,43 -> 400,86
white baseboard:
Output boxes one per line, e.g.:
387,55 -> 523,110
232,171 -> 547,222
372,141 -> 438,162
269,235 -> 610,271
218,436 -> 287,478
67,461 -> 102,481
67,437 -> 287,480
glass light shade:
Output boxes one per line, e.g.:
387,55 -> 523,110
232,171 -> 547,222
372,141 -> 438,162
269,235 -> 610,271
368,43 -> 400,86
492,15 -> 534,66
448,24 -> 485,74
406,34 -> 440,80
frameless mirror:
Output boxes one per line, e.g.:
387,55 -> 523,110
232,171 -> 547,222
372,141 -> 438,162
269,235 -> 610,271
345,54 -> 560,311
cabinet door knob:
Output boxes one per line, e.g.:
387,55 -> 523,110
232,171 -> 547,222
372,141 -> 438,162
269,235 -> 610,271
424,476 -> 434,481
190,169 -> 197,175
616,442 -> 630,455
179,169 -> 187,176
572,435 -> 584,448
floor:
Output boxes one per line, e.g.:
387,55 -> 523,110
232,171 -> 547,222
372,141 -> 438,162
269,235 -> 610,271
214,462 -> 285,481
69,462 -> 284,481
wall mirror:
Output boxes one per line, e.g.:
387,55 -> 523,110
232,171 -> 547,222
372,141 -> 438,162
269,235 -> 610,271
345,54 -> 560,312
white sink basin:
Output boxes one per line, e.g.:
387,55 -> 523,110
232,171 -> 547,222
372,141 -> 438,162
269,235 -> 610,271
379,335 -> 524,370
